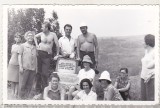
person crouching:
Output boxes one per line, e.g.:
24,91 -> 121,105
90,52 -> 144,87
99,71 -> 123,101
43,73 -> 66,100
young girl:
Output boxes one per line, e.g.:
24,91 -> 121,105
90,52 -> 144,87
8,33 -> 22,97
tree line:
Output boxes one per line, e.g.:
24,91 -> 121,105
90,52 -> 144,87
8,8 -> 62,63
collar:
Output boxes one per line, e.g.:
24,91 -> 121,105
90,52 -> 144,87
63,36 -> 73,40
48,84 -> 61,93
23,42 -> 34,48
82,90 -> 93,96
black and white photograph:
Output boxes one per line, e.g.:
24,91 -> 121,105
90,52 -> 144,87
2,5 -> 159,105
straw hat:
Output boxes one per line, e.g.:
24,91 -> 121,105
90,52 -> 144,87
99,70 -> 111,82
82,55 -> 93,64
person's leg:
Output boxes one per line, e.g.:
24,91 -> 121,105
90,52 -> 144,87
19,70 -> 30,99
88,52 -> 96,68
15,82 -> 19,97
41,57 -> 51,90
141,78 -> 147,100
68,86 -> 76,100
26,70 -> 36,99
37,51 -> 42,74
79,51 -> 86,68
146,78 -> 155,101
11,82 -> 15,96
36,51 -> 43,92
119,92 -> 125,100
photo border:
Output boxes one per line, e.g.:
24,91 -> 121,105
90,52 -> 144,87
0,1 -> 160,108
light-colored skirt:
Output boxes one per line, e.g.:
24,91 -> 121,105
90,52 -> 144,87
8,64 -> 19,82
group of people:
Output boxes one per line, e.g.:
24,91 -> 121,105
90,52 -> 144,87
36,55 -> 129,101
8,20 -> 155,101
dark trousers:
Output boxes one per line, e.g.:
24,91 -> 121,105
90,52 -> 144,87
119,91 -> 129,100
37,50 -> 51,92
141,78 -> 155,101
19,69 -> 35,99
79,50 -> 96,68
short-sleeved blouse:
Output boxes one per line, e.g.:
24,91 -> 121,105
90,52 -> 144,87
76,90 -> 97,101
104,84 -> 123,101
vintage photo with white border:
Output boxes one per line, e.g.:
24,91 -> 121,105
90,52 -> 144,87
2,4 -> 160,105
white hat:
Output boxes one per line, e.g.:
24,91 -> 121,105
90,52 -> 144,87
99,70 -> 111,82
82,55 -> 93,64
79,22 -> 87,27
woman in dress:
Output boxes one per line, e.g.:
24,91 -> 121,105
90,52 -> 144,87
73,78 -> 97,101
99,71 -> 123,101
8,33 -> 22,97
140,34 -> 155,101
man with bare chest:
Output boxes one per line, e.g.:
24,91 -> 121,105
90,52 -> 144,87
77,23 -> 99,71
34,21 -> 59,92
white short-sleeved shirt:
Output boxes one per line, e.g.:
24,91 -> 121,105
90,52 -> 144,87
77,90 -> 97,101
59,36 -> 76,55
77,68 -> 95,84
141,48 -> 155,80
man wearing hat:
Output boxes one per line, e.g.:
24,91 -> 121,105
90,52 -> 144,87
99,71 -> 123,101
68,55 -> 95,100
77,22 -> 99,73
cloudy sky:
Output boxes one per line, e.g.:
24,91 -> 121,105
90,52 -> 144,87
44,5 -> 159,38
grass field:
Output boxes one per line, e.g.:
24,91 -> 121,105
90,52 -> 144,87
8,35 -> 145,100
97,35 -> 144,77
94,35 -> 144,100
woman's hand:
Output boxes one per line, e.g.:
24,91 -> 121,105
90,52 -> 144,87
144,77 -> 151,83
144,73 -> 154,83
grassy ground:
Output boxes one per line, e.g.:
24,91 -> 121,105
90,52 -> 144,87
8,35 -> 144,100
94,35 -> 144,100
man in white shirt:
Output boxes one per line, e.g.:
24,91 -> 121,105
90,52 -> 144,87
59,24 -> 76,58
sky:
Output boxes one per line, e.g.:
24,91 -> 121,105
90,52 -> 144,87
8,5 -> 159,38
44,5 -> 159,38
